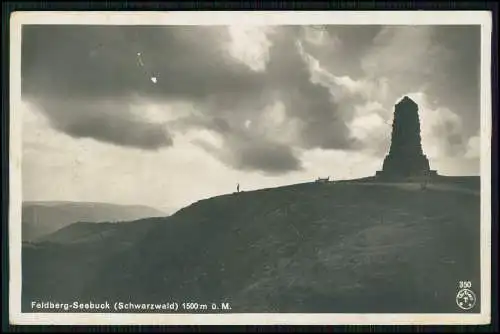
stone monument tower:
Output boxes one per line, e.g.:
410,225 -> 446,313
376,96 -> 437,179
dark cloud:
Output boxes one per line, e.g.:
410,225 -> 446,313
21,24 -> 481,173
428,25 -> 481,137
61,115 -> 172,150
35,99 -> 172,149
21,25 -> 353,172
196,135 -> 303,175
173,113 -> 303,174
234,141 -> 302,174
22,25 -> 264,100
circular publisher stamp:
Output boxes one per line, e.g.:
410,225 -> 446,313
456,288 -> 476,310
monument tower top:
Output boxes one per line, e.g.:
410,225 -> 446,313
397,96 -> 418,107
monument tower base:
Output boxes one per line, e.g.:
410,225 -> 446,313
375,169 -> 438,181
375,151 -> 438,181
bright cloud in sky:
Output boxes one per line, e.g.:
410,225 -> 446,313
227,25 -> 274,72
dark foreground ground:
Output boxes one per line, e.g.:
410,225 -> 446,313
22,176 -> 481,313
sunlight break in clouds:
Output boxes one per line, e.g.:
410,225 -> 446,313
405,92 -> 466,159
464,135 -> 481,159
227,26 -> 274,72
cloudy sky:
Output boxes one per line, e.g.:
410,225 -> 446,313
20,24 -> 481,213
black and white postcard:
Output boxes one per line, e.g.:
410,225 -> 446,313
9,11 -> 492,325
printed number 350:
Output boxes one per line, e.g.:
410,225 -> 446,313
459,281 -> 472,289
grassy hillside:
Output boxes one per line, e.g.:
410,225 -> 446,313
22,217 -> 165,306
22,201 -> 166,242
22,177 -> 481,313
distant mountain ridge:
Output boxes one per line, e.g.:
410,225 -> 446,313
22,201 -> 167,242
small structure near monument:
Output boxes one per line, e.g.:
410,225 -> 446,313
316,176 -> 331,183
376,96 -> 438,180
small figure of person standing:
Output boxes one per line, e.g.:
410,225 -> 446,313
237,183 -> 240,193
420,177 -> 428,190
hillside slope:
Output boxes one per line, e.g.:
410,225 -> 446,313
22,217 -> 165,306
22,201 -> 166,241
22,177 -> 481,313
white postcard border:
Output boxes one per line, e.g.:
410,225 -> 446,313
9,10 -> 493,326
